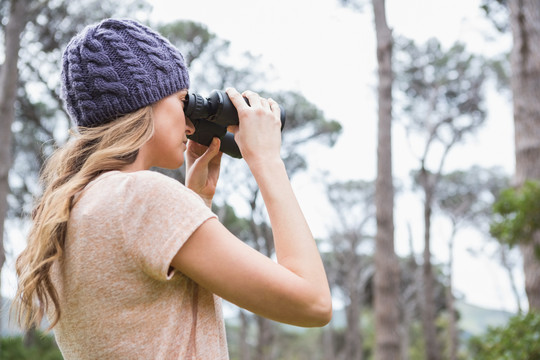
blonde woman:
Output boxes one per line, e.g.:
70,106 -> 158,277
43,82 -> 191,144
13,18 -> 331,359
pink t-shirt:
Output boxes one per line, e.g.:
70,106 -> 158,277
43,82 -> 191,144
50,170 -> 229,359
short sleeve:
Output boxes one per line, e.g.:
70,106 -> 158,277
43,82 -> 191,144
121,171 -> 216,280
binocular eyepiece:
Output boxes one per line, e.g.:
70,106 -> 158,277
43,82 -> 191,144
184,90 -> 286,158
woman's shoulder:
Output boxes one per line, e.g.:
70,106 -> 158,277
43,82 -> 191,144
122,170 -> 179,184
82,170 -> 189,201
94,170 -> 182,188
116,171 -> 209,214
124,170 -> 192,193
116,170 -> 205,202
88,169 -> 212,205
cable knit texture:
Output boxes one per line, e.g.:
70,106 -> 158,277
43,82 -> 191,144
61,18 -> 189,127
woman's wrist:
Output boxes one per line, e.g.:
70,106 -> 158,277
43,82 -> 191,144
189,187 -> 213,209
201,196 -> 212,209
246,156 -> 285,176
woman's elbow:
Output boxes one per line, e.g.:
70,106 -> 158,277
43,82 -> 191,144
305,293 -> 333,327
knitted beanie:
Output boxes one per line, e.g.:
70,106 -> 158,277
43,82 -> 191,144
61,18 -> 189,127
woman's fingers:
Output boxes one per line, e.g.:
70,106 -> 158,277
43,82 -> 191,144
226,88 -> 250,111
195,138 -> 221,165
242,90 -> 262,108
269,98 -> 281,123
224,87 -> 282,163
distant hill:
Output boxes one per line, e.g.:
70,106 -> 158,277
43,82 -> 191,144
2,296 -> 515,338
456,300 -> 514,340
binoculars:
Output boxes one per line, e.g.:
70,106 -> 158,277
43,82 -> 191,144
184,90 -> 286,158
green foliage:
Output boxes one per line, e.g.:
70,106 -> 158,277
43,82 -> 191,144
395,37 -> 487,135
468,311 -> 540,360
436,166 -> 508,228
1,333 -> 62,360
480,0 -> 509,33
491,180 -> 540,257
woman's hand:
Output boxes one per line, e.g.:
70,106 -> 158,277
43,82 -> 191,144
185,138 -> 223,208
225,88 -> 282,168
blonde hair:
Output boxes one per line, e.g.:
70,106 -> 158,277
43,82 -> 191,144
13,106 -> 154,331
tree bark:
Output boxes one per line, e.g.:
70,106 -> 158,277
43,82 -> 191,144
372,0 -> 400,359
446,228 -> 458,360
421,186 -> 441,360
238,310 -> 251,360
499,246 -> 523,313
0,0 -> 30,337
343,298 -> 362,360
255,315 -> 275,360
509,0 -> 540,311
322,322 -> 336,360
342,261 -> 364,360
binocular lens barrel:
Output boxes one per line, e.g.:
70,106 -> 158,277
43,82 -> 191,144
185,90 -> 286,158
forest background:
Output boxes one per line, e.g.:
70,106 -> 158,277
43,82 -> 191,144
1,0 -> 539,359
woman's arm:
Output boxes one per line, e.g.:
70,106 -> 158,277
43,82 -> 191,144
172,217 -> 332,327
174,88 -> 332,327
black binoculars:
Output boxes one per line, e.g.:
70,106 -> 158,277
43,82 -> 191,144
184,90 -> 286,158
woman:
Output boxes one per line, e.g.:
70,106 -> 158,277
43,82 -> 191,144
14,18 -> 331,359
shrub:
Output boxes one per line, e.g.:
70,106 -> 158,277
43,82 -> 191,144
0,332 -> 63,360
468,311 -> 540,360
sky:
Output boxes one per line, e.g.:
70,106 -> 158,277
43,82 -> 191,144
146,0 -> 522,313
1,0 -> 523,314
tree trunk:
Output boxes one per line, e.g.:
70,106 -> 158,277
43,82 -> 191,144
398,223 -> 418,360
0,0 -> 29,338
500,246 -> 523,313
372,1 -> 400,359
238,310 -> 251,360
446,229 -> 458,360
421,190 -> 441,360
509,0 -> 540,311
255,315 -> 275,360
399,296 -> 414,360
343,288 -> 363,360
322,322 -> 336,360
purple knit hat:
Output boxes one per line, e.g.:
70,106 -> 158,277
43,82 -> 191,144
61,18 -> 190,127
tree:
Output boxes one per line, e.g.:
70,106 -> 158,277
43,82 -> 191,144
436,166 -> 509,360
507,0 -> 540,311
468,311 -> 540,359
491,180 -> 540,262
324,179 -> 376,360
372,1 -> 401,359
395,37 -> 488,360
0,0 -> 34,341
480,0 -> 540,311
397,224 -> 421,360
398,248 -> 448,360
481,0 -> 510,33
337,1 -> 400,357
